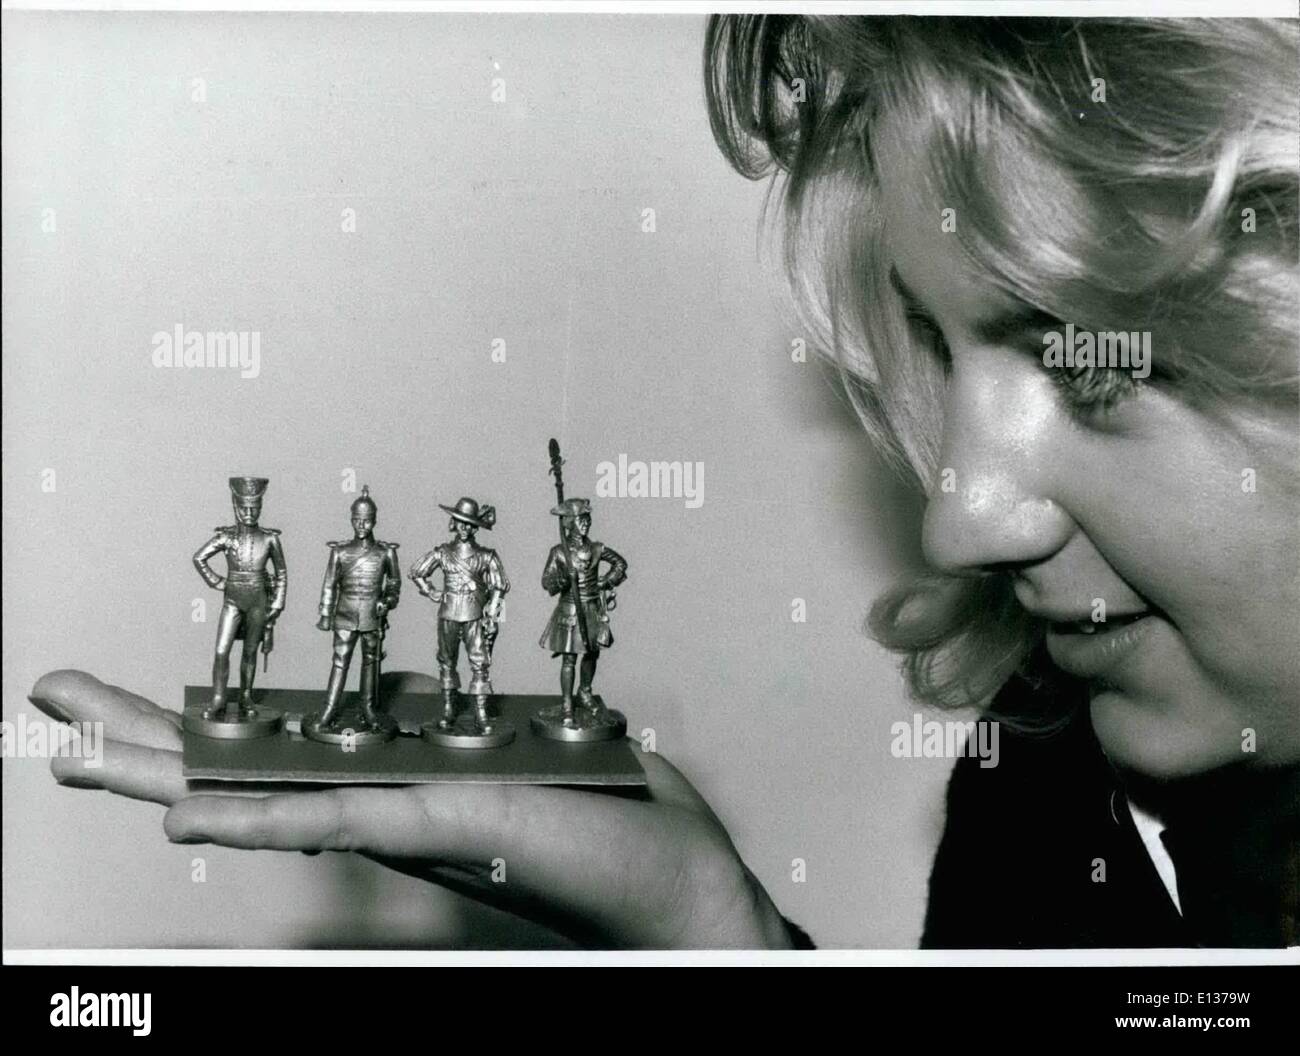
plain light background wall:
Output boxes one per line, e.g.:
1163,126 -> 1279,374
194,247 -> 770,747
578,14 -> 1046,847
2,11 -> 955,949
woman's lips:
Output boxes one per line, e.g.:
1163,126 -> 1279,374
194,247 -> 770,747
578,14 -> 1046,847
1044,611 -> 1156,680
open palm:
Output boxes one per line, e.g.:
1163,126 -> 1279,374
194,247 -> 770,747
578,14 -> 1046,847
28,669 -> 790,949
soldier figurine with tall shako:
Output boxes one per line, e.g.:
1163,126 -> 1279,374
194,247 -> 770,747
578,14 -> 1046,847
533,442 -> 630,743
187,476 -> 287,739
304,486 -> 401,745
409,497 -> 513,748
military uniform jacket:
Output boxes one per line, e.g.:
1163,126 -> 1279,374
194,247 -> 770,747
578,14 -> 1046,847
409,542 -> 509,623
539,539 -> 626,652
319,538 -> 400,632
193,525 -> 287,609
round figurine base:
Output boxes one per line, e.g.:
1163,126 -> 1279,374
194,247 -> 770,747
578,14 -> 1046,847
301,713 -> 398,746
183,706 -> 282,740
421,720 -> 516,749
530,703 -> 627,743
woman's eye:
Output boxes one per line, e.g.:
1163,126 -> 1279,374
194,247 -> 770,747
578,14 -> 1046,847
1047,360 -> 1143,416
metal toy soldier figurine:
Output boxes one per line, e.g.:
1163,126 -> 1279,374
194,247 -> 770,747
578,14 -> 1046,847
533,440 -> 629,742
186,476 -> 287,739
304,486 -> 401,745
409,497 -> 513,748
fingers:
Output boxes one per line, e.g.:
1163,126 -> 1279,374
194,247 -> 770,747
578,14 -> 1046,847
162,781 -> 736,946
53,737 -> 189,806
165,784 -> 522,856
29,670 -> 182,751
32,672 -> 188,805
167,787 -> 388,851
161,783 -> 605,866
160,741 -> 723,866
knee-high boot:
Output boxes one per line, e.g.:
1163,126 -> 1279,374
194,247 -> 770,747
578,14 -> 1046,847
359,656 -> 379,726
209,652 -> 231,719
318,662 -> 347,728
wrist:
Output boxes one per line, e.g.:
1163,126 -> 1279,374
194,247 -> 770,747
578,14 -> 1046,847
778,916 -> 815,950
679,860 -> 798,950
744,883 -> 804,950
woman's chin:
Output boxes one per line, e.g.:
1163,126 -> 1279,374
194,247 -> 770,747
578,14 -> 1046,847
1089,687 -> 1250,781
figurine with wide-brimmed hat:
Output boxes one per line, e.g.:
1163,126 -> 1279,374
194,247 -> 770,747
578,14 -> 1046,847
533,440 -> 629,742
186,476 -> 287,739
409,496 -> 513,748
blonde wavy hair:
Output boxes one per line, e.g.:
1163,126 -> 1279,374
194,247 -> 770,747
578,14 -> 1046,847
705,16 -> 1299,725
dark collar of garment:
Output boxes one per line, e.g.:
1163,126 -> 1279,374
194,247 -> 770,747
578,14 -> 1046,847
921,677 -> 1299,949
1123,761 -> 1300,947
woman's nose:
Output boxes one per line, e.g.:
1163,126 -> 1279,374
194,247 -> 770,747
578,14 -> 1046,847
921,361 -> 1074,575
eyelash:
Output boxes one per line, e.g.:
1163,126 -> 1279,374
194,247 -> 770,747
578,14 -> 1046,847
1048,360 -> 1143,417
904,311 -> 952,371
904,311 -> 1145,418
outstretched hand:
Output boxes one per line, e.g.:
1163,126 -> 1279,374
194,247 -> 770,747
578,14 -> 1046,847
28,670 -> 792,949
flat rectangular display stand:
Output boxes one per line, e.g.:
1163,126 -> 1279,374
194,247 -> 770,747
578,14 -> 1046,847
181,686 -> 646,786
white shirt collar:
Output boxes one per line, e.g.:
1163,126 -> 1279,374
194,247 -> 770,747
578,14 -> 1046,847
1125,795 -> 1182,915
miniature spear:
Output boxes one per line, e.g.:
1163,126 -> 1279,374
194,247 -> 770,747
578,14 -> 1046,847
547,438 -> 592,653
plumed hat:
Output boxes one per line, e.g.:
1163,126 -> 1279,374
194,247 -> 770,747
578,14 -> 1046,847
440,496 -> 495,530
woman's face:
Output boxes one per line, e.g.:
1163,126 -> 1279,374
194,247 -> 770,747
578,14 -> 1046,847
874,120 -> 1300,779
